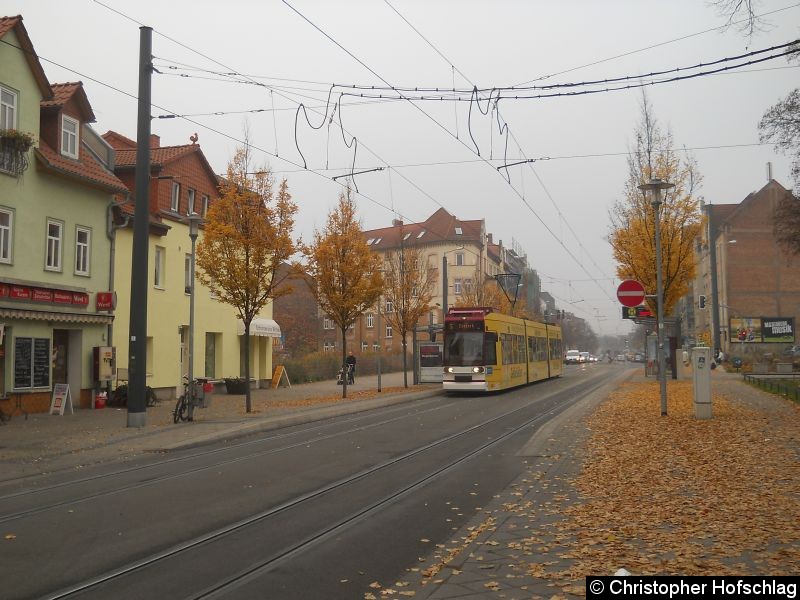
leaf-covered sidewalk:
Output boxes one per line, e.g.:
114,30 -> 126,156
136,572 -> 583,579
400,377 -> 799,599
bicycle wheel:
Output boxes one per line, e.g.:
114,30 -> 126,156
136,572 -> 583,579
173,395 -> 188,423
146,387 -> 158,407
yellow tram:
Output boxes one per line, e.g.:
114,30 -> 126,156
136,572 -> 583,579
442,307 -> 563,392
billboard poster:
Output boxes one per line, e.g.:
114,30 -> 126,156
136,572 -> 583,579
730,317 -> 761,343
761,318 -> 794,342
730,317 -> 795,343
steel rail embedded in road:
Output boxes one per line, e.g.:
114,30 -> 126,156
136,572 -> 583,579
42,375 -> 608,600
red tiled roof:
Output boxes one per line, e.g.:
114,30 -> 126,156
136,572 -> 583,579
0,15 -> 52,98
40,82 -> 95,122
102,130 -> 137,149
113,145 -> 199,168
363,207 -> 483,250
35,140 -> 128,194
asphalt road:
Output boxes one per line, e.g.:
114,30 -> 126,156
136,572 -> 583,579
0,364 -> 616,600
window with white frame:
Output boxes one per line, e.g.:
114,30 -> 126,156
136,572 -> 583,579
323,341 -> 335,352
1,86 -> 17,129
464,278 -> 472,294
45,219 -> 63,271
323,317 -> 334,330
61,115 -> 79,159
0,207 -> 13,264
385,325 -> 393,338
75,226 -> 90,275
456,253 -> 464,266
201,194 -> 209,217
454,278 -> 462,295
187,188 -> 196,215
366,313 -> 374,328
385,299 -> 394,313
373,341 -> 380,351
171,182 -> 181,212
154,246 -> 166,288
361,341 -> 368,352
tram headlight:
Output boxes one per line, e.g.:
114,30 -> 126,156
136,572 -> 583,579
472,366 -> 485,374
445,367 -> 454,373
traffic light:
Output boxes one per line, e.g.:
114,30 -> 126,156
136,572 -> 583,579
698,295 -> 706,309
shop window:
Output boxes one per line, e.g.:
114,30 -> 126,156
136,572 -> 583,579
13,337 -> 50,389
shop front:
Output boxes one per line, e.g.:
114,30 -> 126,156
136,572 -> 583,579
0,284 -> 114,414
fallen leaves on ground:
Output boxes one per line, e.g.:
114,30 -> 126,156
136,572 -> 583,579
408,379 -> 799,595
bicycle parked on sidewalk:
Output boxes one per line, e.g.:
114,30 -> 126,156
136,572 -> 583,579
173,376 -> 202,423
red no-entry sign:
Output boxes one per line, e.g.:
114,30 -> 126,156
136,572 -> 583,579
617,279 -> 646,307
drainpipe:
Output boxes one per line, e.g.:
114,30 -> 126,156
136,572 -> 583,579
706,204 -> 722,354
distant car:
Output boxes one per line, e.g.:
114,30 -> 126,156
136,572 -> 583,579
579,351 -> 590,363
565,350 -> 581,364
634,353 -> 645,363
615,354 -> 625,362
782,345 -> 800,357
589,355 -> 598,363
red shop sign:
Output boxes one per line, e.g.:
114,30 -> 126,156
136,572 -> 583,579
53,290 -> 73,304
72,292 -> 89,306
0,284 -> 9,298
10,285 -> 31,300
32,288 -> 54,302
96,291 -> 116,311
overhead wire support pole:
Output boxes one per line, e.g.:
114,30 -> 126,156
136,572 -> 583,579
128,25 -> 153,428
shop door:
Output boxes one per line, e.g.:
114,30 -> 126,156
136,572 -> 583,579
52,330 -> 69,384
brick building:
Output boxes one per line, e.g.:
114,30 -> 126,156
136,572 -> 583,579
697,179 -> 799,359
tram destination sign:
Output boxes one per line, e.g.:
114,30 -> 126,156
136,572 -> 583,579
622,306 -> 653,320
445,320 -> 484,332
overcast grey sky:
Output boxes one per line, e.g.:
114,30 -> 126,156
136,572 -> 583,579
5,0 -> 798,335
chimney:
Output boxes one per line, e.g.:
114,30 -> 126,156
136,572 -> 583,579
150,134 -> 161,148
767,162 -> 773,182
392,218 -> 403,227
487,233 -> 493,245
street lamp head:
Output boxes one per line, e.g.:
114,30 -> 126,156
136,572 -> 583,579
186,212 -> 204,239
638,178 -> 675,207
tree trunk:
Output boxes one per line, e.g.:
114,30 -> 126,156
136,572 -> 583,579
341,327 -> 348,399
244,319 -> 252,413
402,336 -> 408,388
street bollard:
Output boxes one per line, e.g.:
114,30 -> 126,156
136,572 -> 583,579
692,346 -> 712,419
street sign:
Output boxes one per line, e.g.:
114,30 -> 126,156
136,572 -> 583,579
622,306 -> 653,320
616,279 -> 646,307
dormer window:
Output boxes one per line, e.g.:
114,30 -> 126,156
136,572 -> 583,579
403,233 -> 411,241
61,115 -> 79,159
455,227 -> 463,235
171,182 -> 181,212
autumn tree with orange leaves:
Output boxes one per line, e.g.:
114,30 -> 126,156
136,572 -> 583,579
304,186 -> 383,398
609,94 -> 703,316
382,238 -> 437,387
196,145 -> 298,413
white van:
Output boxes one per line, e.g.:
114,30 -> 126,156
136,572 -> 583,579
565,350 -> 581,364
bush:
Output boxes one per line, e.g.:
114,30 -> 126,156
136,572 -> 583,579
276,350 -> 409,384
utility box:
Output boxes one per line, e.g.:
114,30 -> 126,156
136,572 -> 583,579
692,346 -> 712,419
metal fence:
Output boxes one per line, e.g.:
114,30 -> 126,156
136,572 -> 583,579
743,374 -> 800,402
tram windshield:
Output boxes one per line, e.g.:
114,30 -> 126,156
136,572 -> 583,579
444,332 -> 484,366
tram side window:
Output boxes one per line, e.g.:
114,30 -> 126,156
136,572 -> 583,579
538,337 -> 548,361
485,332 -> 497,366
501,333 -> 511,365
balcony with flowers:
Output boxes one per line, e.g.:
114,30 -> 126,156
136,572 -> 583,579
0,129 -> 36,176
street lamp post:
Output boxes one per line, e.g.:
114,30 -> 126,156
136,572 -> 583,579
639,177 -> 675,417
186,212 -> 203,421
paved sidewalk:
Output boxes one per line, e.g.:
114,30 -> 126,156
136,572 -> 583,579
0,370 -> 436,481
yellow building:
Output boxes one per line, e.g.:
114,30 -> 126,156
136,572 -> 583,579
105,131 -> 277,398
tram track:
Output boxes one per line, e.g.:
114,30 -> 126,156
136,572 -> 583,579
0,394 -> 462,523
40,374 -> 608,600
